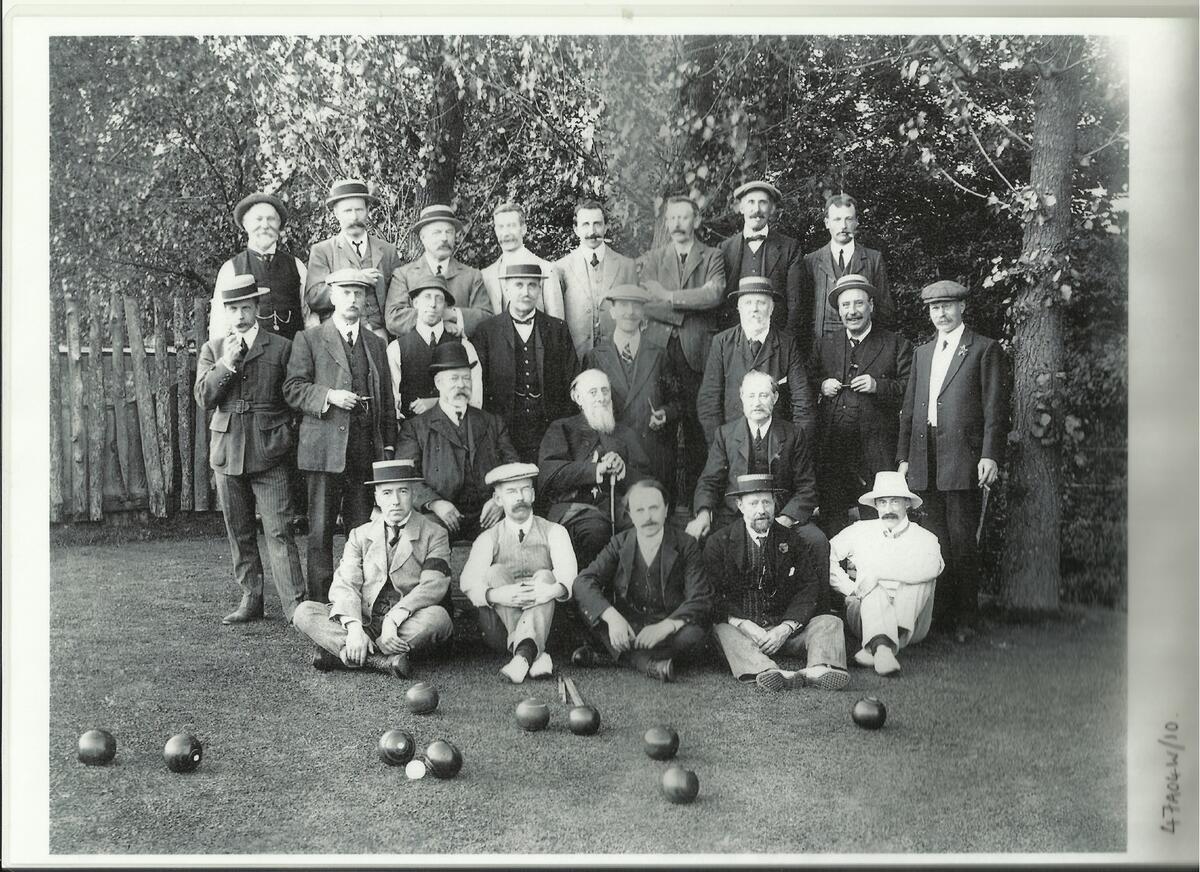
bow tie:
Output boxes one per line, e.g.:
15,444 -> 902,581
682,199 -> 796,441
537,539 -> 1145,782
745,234 -> 766,243
512,315 -> 535,327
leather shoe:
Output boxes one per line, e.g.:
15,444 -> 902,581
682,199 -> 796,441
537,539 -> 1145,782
367,652 -> 410,678
571,645 -> 602,668
311,647 -> 341,672
631,652 -> 674,682
222,594 -> 264,625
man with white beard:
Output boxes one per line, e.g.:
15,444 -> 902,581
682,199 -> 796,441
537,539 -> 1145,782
537,369 -> 653,569
479,202 -> 565,319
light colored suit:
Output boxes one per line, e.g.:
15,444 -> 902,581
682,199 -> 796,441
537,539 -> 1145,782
481,248 -> 565,320
305,232 -> 401,333
554,245 -> 638,357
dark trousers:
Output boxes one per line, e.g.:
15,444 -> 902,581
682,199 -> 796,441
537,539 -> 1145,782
305,463 -> 374,603
584,615 -> 708,670
667,334 -> 706,491
817,424 -> 871,537
918,426 -> 982,628
552,503 -> 620,571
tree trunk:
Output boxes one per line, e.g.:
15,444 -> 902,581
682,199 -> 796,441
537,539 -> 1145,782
66,294 -> 87,518
1001,37 -> 1082,610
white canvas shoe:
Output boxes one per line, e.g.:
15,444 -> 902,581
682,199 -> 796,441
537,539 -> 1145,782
853,648 -> 876,667
873,646 -> 901,676
500,654 -> 531,684
528,651 -> 554,679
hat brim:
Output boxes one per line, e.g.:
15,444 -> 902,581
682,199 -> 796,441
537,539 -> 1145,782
827,286 -> 875,311
858,491 -> 923,510
922,296 -> 962,305
326,192 -> 381,209
734,183 -> 782,203
365,475 -> 424,486
219,287 -> 269,304
408,286 -> 457,307
728,288 -> 783,304
502,272 -> 546,281
411,215 -> 465,234
233,194 -> 289,230
429,359 -> 479,373
726,485 -> 788,498
604,294 -> 650,304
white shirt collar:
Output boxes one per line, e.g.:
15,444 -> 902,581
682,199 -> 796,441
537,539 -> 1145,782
500,246 -> 531,263
331,314 -> 360,341
846,323 -> 873,343
425,253 -> 450,274
582,242 -> 608,263
341,231 -> 369,248
741,322 -> 771,344
748,416 -> 773,440
234,323 -> 260,350
881,516 -> 912,538
505,516 -> 535,539
830,239 -> 856,261
387,512 -> 413,534
743,521 -> 770,544
743,225 -> 770,240
438,397 -> 467,421
415,321 -> 444,344
249,242 -> 278,256
936,323 -> 966,350
672,241 -> 694,258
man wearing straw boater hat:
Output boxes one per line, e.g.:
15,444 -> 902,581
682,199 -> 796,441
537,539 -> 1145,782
292,458 -> 454,677
812,273 -> 913,536
696,275 -> 815,445
704,473 -> 848,692
829,471 -> 944,676
210,192 -> 310,342
480,201 -> 565,319
195,273 -> 306,626
284,268 -> 396,602
384,203 -> 493,339
472,261 -> 580,463
305,178 -> 400,337
459,462 -> 578,683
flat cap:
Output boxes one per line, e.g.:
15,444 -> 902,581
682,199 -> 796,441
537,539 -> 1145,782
733,180 -> 782,203
920,280 -> 969,304
485,462 -> 541,486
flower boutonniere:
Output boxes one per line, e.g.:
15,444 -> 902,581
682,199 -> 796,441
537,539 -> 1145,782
957,345 -> 969,358
778,542 -> 789,554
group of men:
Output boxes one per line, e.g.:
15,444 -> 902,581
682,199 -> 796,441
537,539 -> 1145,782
194,176 -> 1007,690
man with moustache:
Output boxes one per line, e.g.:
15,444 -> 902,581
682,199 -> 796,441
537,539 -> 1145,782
480,202 -> 565,319
284,269 -> 396,602
898,281 -> 1006,641
829,472 -> 944,676
305,178 -> 400,337
554,199 -> 638,357
472,263 -> 579,463
803,194 -> 895,353
696,276 -> 816,445
636,196 -> 726,484
194,273 -> 306,626
386,275 -> 482,421
569,479 -> 713,682
717,181 -> 805,335
210,193 -> 310,341
538,369 -> 653,569
385,204 -> 493,339
459,463 -> 578,683
395,342 -> 520,543
812,274 -> 913,536
704,474 -> 848,691
582,284 -> 682,505
292,459 -> 454,678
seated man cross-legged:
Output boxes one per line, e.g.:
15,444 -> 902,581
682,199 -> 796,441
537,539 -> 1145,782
293,459 -> 453,677
704,474 -> 849,692
459,462 -> 578,684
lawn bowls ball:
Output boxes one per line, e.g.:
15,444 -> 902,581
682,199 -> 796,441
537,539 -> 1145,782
378,730 -> 417,766
77,729 -> 116,766
567,704 -> 601,736
163,732 -> 203,773
851,697 -> 888,730
405,681 -> 439,715
660,765 -> 700,804
515,698 -> 551,732
643,725 -> 680,760
424,740 -> 463,779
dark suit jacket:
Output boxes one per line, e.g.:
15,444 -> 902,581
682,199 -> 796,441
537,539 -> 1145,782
696,325 -> 816,444
283,320 -> 395,473
195,331 -> 294,476
472,311 -> 580,427
636,241 -> 726,372
572,526 -> 713,628
305,233 -> 401,331
395,405 -> 519,511
702,520 -> 830,626
385,257 -> 493,339
802,243 -> 894,352
898,327 -> 1007,491
718,229 -> 806,335
537,413 -> 653,516
812,326 -> 913,474
693,417 -> 818,525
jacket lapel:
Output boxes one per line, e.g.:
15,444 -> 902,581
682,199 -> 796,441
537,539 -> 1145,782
938,329 -> 973,396
855,328 -> 885,373
363,518 -> 389,605
732,420 -> 751,467
389,518 -> 417,575
617,531 -> 638,600
763,234 -> 783,277
431,406 -> 467,450
766,423 -> 784,472
242,332 -> 268,367
729,523 -> 748,572
679,245 -> 701,286
369,235 -> 385,269
626,341 -> 659,406
658,530 -> 679,594
848,245 -> 868,276
597,343 -> 631,400
322,319 -> 350,374
816,245 -> 837,281
726,235 -> 744,280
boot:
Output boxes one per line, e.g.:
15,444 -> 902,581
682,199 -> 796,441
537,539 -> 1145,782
222,593 -> 264,625
366,652 -> 410,678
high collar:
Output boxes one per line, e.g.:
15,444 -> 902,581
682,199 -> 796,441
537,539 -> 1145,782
581,242 -> 608,262
233,323 -> 260,350
505,515 -> 535,539
880,516 -> 912,538
741,322 -> 771,344
830,239 -> 856,262
846,323 -> 873,343
331,314 -> 360,341
743,224 -> 770,240
936,322 -> 966,349
415,321 -> 444,344
248,242 -> 279,256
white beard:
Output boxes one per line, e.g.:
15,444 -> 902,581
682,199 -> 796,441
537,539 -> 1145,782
581,403 -> 616,435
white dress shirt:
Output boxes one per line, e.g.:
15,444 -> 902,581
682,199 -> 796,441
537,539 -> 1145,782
331,314 -> 361,347
744,225 -> 769,253
637,528 -> 665,567
225,323 -> 259,372
927,323 -> 965,426
830,239 -> 856,269
747,416 -> 773,442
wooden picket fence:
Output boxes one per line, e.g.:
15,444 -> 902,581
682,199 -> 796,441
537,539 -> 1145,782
50,291 -> 215,523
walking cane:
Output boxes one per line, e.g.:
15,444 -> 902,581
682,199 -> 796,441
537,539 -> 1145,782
975,483 -> 991,546
608,471 -> 618,536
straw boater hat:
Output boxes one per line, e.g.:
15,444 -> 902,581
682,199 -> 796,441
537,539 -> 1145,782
365,458 -> 424,486
428,341 -> 477,373
603,284 -> 653,305
501,263 -> 544,281
725,473 -> 787,498
214,273 -> 268,305
325,178 -> 380,209
484,462 -> 541,487
324,268 -> 374,289
411,204 -> 464,234
728,275 -> 782,304
232,193 -> 289,230
407,274 -> 456,307
920,280 -> 969,304
827,273 -> 877,311
732,179 -> 782,204
857,470 -> 923,510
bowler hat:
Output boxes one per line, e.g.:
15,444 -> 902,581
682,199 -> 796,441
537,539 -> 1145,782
604,284 -> 652,305
725,473 -> 787,498
484,462 -> 540,487
214,273 -> 267,305
325,178 -> 380,209
325,267 -> 373,289
827,273 -> 877,311
411,204 -> 464,235
857,470 -> 923,510
728,276 -> 782,303
920,280 -> 969,304
732,180 -> 782,204
407,274 -> 456,307
502,262 -> 544,280
365,458 -> 424,486
233,192 -> 289,230
428,340 -> 478,373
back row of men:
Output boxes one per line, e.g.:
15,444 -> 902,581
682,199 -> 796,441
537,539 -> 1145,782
197,179 -> 1006,672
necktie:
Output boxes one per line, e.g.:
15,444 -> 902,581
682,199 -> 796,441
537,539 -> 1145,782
388,524 -> 403,548
753,428 -> 764,452
746,234 -> 766,243
678,250 -> 687,268
352,240 -> 363,259
345,330 -> 355,348
620,342 -> 634,365
457,411 -> 465,427
428,331 -> 437,348
590,253 -> 600,268
837,249 -> 846,273
942,339 -> 949,351
518,528 -> 525,544
749,339 -> 763,358
850,337 -> 860,349
436,264 -> 444,276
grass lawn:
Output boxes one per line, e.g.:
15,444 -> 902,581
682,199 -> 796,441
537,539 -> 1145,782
49,529 -> 1125,856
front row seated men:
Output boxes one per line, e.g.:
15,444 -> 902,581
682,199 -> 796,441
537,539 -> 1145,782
570,479 -> 711,682
293,459 -> 453,677
460,463 -> 578,683
829,471 -> 944,677
704,474 -> 849,691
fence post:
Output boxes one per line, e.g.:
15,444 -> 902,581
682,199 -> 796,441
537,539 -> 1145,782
87,289 -> 106,521
192,297 -> 212,511
65,293 -> 88,518
50,292 -> 64,522
174,298 -> 194,511
108,287 -> 132,499
124,295 -> 168,518
153,297 -> 175,502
